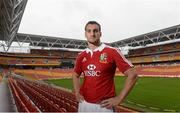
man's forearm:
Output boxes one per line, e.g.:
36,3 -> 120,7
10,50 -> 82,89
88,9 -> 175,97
72,74 -> 81,94
117,69 -> 138,104
72,73 -> 84,102
99,70 -> 138,108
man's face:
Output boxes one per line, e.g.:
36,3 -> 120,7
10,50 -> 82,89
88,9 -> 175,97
85,24 -> 101,45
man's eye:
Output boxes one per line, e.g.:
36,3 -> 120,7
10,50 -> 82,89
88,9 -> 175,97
87,30 -> 91,32
94,30 -> 98,32
86,29 -> 99,33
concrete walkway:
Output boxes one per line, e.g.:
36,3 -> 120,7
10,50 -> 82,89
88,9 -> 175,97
0,79 -> 16,112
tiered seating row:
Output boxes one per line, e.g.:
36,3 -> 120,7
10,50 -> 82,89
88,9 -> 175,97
9,76 -> 134,112
18,83 -> 75,112
17,81 -> 65,112
128,52 -> 180,64
30,49 -> 79,58
14,64 -> 180,80
13,69 -> 73,80
8,77 -> 39,112
135,65 -> 180,77
0,56 -> 60,65
115,65 -> 180,77
128,42 -> 180,56
18,79 -> 77,112
12,77 -> 77,112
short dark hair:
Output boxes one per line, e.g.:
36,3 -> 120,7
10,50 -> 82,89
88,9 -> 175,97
85,21 -> 101,31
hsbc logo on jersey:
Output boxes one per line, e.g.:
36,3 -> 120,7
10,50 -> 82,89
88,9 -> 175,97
84,64 -> 101,76
87,64 -> 96,70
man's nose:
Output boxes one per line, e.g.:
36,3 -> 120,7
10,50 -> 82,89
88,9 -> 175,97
90,32 -> 95,36
91,34 -> 95,37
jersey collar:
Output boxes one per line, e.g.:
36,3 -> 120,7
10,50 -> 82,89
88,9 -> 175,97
85,43 -> 106,54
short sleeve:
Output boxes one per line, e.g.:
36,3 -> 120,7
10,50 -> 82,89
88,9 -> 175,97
112,48 -> 133,73
74,53 -> 83,75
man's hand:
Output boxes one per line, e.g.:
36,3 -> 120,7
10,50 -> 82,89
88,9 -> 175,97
75,93 -> 84,103
100,68 -> 138,109
100,96 -> 121,109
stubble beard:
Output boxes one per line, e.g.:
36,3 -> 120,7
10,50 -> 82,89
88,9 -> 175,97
87,39 -> 100,46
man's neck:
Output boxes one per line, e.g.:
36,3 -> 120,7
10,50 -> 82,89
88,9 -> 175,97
88,42 -> 101,51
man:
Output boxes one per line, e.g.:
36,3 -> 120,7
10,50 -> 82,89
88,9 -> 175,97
73,21 -> 138,112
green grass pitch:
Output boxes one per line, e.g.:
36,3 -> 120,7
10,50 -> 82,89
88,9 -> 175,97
45,76 -> 180,112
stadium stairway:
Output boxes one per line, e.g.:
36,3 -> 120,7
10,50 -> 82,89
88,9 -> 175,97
0,80 -> 16,112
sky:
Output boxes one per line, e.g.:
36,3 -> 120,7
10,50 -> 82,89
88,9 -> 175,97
18,0 -> 180,43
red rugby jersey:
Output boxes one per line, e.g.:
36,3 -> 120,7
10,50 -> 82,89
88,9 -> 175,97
74,43 -> 133,103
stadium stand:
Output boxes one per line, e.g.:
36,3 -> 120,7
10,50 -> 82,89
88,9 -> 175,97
8,77 -> 39,112
128,41 -> 180,62
9,76 -> 76,112
128,41 -> 180,56
8,76 -> 133,112
30,49 -> 79,58
126,41 -> 180,77
0,53 -> 61,66
128,52 -> 180,64
135,65 -> 180,77
13,69 -> 74,80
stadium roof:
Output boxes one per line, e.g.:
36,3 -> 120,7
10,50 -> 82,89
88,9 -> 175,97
0,0 -> 180,52
15,33 -> 87,49
0,0 -> 27,51
111,24 -> 180,47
